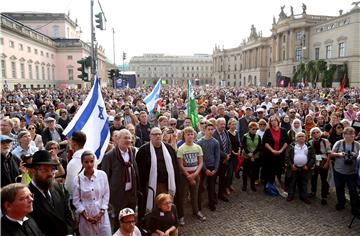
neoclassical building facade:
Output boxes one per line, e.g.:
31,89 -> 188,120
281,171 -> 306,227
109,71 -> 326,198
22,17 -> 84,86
1,12 -> 108,90
129,54 -> 213,86
213,3 -> 360,87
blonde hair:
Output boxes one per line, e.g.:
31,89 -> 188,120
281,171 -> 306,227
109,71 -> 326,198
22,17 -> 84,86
155,193 -> 173,208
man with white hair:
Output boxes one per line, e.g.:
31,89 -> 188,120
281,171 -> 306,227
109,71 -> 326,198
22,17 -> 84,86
101,129 -> 138,232
135,127 -> 181,221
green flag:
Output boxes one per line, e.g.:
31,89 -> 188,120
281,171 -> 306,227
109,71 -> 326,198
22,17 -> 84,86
186,80 -> 198,129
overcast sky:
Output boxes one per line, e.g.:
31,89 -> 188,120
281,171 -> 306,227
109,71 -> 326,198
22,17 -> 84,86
3,0 -> 355,64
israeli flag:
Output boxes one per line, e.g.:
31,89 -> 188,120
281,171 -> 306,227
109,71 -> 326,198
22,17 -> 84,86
63,75 -> 110,163
143,79 -> 161,112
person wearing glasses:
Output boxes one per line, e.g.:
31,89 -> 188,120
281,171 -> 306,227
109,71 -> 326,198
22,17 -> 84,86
136,127 -> 180,223
308,127 -> 331,205
27,124 -> 43,150
241,122 -> 261,192
285,132 -> 315,204
330,127 -> 360,216
27,150 -> 74,236
328,123 -> 344,148
11,130 -> 38,159
113,208 -> 141,236
1,183 -> 44,236
44,141 -> 66,183
147,193 -> 179,236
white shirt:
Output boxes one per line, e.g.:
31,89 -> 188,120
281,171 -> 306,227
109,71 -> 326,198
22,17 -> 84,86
293,144 -> 308,167
120,149 -> 132,191
5,215 -> 28,226
113,227 -> 142,236
65,148 -> 85,198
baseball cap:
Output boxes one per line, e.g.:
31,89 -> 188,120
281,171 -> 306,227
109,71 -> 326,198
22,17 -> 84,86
118,208 -> 136,220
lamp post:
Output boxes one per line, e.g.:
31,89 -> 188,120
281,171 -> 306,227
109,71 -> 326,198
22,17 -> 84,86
301,32 -> 306,87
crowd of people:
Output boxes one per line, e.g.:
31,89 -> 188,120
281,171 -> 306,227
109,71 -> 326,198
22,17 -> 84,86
1,85 -> 360,236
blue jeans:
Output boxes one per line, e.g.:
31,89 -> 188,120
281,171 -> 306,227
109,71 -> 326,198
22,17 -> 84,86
333,170 -> 359,214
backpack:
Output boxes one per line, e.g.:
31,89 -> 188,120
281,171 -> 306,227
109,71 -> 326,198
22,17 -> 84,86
265,182 -> 279,197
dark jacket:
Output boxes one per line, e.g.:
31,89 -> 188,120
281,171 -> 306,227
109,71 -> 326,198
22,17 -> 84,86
1,152 -> 20,187
41,127 -> 66,146
101,146 -> 139,213
262,128 -> 289,157
1,215 -> 44,236
213,130 -> 232,162
29,182 -> 74,236
135,142 -> 181,220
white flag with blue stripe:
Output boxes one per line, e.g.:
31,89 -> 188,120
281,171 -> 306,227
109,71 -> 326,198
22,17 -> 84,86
63,75 -> 110,164
143,79 -> 161,112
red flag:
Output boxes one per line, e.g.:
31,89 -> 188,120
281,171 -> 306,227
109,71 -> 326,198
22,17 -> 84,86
280,80 -> 284,87
338,79 -> 346,95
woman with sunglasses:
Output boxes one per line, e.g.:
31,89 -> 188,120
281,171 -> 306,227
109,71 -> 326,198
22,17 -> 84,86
27,124 -> 43,150
241,122 -> 261,192
328,123 -> 344,148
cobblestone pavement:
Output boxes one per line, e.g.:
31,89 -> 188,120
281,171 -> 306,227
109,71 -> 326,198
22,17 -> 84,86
180,179 -> 360,236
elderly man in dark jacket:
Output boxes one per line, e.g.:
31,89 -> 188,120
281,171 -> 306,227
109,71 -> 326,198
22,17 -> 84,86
1,135 -> 20,187
101,129 -> 139,232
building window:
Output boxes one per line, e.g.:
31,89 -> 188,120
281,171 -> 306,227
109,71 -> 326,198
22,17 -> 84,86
51,54 -> 54,59
0,38 -> 3,45
46,52 -> 49,58
20,63 -> 25,79
296,32 -> 302,41
34,49 -> 38,55
52,67 -> 55,80
40,51 -> 44,56
41,66 -> 45,80
9,40 -> 15,48
338,42 -> 345,57
283,35 -> 286,43
295,48 -> 302,62
1,60 -> 6,78
11,61 -> 16,78
282,50 -> 286,60
67,55 -> 73,60
19,44 -> 23,51
325,45 -> 332,59
28,64 -> 33,79
68,69 -> 74,80
315,48 -> 320,60
35,65 -> 39,79
47,67 -> 50,80
27,46 -> 31,53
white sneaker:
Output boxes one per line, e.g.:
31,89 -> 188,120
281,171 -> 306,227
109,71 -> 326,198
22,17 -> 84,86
195,211 -> 206,221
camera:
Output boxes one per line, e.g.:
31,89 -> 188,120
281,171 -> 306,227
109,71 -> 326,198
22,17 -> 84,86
344,151 -> 353,165
167,128 -> 174,134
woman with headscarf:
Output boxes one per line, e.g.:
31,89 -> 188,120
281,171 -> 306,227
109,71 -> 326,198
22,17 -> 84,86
288,118 -> 303,143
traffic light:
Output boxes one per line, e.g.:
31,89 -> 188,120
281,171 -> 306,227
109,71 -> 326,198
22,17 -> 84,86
115,69 -> 120,77
77,56 -> 92,81
95,12 -> 105,30
122,52 -> 126,61
107,69 -> 115,80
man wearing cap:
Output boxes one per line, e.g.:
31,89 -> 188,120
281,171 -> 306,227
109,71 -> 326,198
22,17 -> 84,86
27,150 -> 74,236
41,117 -> 67,146
11,130 -> 38,159
1,135 -> 21,187
110,114 -> 125,138
113,208 -> 141,236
